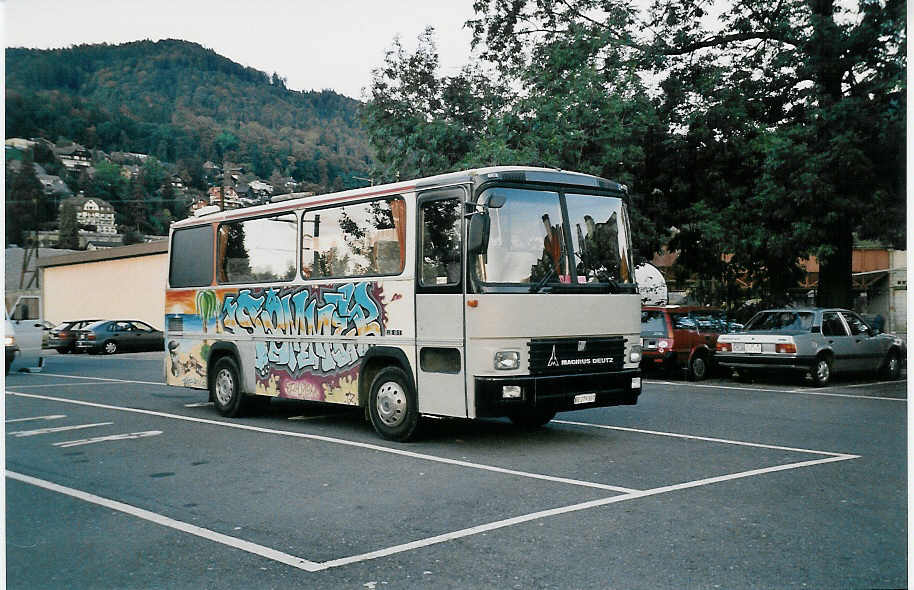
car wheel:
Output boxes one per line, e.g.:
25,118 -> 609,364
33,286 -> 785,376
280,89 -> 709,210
212,356 -> 245,417
368,366 -> 419,442
509,407 -> 557,430
688,352 -> 709,381
810,356 -> 832,387
56,347 -> 69,354
881,350 -> 901,380
103,340 -> 118,355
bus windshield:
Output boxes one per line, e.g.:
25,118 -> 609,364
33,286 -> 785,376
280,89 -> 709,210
473,187 -> 634,292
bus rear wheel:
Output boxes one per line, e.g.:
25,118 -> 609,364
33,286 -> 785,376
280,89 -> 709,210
368,366 -> 419,442
212,356 -> 245,417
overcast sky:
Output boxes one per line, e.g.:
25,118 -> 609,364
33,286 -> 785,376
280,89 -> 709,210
3,0 -> 477,100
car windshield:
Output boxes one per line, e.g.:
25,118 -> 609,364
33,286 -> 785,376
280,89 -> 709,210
472,187 -> 634,293
84,321 -> 108,331
641,310 -> 668,337
744,311 -> 815,332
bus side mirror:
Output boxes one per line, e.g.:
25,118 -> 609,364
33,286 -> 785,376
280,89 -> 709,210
467,213 -> 490,256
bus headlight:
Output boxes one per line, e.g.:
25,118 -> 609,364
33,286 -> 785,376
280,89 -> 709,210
494,351 -> 520,370
629,344 -> 642,363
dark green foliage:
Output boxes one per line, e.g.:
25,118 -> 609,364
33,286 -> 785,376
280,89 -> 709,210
6,39 -> 373,190
5,153 -> 49,246
57,200 -> 80,249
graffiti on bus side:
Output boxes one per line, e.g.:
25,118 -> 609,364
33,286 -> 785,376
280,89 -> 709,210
165,282 -> 394,403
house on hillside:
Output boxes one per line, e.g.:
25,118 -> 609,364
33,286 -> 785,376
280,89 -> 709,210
207,186 -> 241,210
54,143 -> 92,171
61,195 -> 117,234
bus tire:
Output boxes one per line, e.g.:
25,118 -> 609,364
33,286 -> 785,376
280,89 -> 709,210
509,407 -> 556,429
368,366 -> 419,442
212,356 -> 245,417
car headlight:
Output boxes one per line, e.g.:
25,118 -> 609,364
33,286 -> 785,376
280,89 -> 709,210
629,344 -> 642,363
494,350 -> 520,370
5,336 -> 15,347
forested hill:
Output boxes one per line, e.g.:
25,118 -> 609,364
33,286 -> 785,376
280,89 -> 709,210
6,39 -> 372,186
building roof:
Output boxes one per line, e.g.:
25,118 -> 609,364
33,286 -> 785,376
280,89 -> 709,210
61,195 -> 115,212
37,240 -> 168,268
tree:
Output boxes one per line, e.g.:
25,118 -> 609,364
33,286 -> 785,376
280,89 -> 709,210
466,0 -> 904,307
58,200 -> 80,249
5,153 -> 48,246
643,0 -> 904,307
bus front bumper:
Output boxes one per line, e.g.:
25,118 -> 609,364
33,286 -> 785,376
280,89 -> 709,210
474,369 -> 641,418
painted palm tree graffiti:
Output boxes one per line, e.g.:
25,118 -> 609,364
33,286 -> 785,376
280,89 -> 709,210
195,289 -> 219,334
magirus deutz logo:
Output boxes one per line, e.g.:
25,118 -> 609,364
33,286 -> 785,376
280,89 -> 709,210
546,342 -> 613,369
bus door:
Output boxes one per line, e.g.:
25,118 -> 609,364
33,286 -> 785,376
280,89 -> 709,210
415,187 -> 467,417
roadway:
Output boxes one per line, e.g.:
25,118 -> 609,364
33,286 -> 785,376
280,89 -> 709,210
4,352 -> 907,589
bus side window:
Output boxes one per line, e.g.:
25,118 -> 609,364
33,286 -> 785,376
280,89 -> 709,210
170,225 -> 214,287
420,199 -> 462,287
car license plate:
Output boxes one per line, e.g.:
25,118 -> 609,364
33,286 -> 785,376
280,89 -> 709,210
574,393 -> 596,405
745,343 -> 762,353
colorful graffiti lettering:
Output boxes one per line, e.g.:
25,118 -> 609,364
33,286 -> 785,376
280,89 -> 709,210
220,282 -> 384,378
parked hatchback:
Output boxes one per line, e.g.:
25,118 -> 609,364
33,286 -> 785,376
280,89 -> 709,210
75,320 -> 164,354
715,308 -> 905,386
640,306 -> 731,380
44,319 -> 101,353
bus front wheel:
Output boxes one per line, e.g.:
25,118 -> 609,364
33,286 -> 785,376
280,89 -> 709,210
368,366 -> 419,442
212,356 -> 244,417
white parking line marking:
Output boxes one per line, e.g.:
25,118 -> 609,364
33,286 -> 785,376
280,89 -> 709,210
841,379 -> 905,388
11,382 -> 127,389
319,453 -> 857,570
6,414 -> 66,423
53,430 -> 163,448
8,422 -> 113,438
645,379 -> 906,401
184,402 -> 214,408
5,470 -> 323,572
21,373 -> 163,386
288,414 -> 347,421
5,391 -> 638,494
553,420 -> 857,457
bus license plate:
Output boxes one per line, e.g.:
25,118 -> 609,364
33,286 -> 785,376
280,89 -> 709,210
745,343 -> 762,353
574,393 -> 596,405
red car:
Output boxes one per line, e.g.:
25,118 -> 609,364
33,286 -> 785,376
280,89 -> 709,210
640,306 -> 731,380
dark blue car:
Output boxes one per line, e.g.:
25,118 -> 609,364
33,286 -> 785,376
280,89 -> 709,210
75,320 -> 164,355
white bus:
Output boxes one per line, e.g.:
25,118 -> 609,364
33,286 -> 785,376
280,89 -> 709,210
164,166 -> 642,441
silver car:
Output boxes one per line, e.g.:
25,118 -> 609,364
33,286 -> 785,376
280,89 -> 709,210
716,308 -> 905,386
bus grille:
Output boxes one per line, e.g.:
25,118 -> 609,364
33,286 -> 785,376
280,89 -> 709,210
528,337 -> 625,375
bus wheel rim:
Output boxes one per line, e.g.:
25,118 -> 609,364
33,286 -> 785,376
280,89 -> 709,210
376,381 -> 407,427
215,369 -> 234,406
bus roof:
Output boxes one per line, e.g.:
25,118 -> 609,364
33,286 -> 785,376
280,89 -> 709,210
171,166 -> 626,229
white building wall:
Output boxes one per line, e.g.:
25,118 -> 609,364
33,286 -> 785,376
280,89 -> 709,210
41,253 -> 168,329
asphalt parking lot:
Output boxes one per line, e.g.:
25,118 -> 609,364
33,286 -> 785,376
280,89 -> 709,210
4,351 -> 907,589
